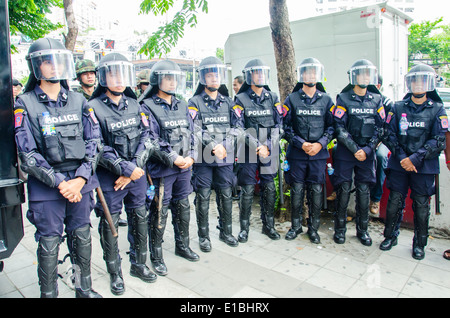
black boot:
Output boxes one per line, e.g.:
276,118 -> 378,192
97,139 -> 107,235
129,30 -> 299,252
37,236 -> 60,298
285,183 -> 304,240
412,195 -> 430,260
355,182 -> 372,246
173,198 -> 200,262
99,213 -> 124,295
334,181 -> 351,244
261,182 -> 280,240
380,191 -> 404,251
217,187 -> 238,247
129,206 -> 157,283
238,184 -> 254,243
195,187 -> 212,252
149,205 -> 169,276
307,183 -> 323,244
68,225 -> 102,298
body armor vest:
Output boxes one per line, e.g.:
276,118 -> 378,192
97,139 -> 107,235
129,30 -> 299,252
190,95 -> 231,143
394,100 -> 441,155
338,90 -> 381,146
21,91 -> 86,172
288,91 -> 329,142
142,98 -> 191,156
89,97 -> 141,161
236,92 -> 276,134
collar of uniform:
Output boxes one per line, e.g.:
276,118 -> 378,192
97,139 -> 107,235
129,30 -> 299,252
406,96 -> 434,108
200,91 -> 224,107
350,90 -> 373,102
152,94 -> 178,110
34,86 -> 68,104
247,87 -> 269,101
99,92 -> 129,109
299,89 -> 322,101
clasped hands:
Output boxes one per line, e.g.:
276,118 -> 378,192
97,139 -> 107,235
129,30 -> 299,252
302,142 -> 322,157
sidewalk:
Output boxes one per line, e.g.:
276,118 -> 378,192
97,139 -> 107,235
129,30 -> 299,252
1,192 -> 450,299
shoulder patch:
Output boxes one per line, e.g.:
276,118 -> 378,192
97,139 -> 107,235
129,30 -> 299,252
14,111 -> 24,128
141,112 -> 149,127
386,111 -> 393,124
440,115 -> 448,129
233,104 -> 244,118
334,106 -> 346,119
275,103 -> 289,117
88,108 -> 98,124
377,106 -> 386,120
188,106 -> 198,120
329,105 -> 336,114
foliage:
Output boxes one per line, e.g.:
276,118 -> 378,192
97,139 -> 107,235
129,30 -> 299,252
138,0 -> 208,58
9,0 -> 64,52
408,17 -> 449,67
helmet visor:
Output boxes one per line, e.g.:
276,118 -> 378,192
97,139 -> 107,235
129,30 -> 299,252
198,64 -> 228,87
98,61 -> 136,88
298,63 -> 324,84
30,50 -> 76,81
156,70 -> 186,95
349,65 -> 378,86
405,71 -> 436,94
244,66 -> 270,86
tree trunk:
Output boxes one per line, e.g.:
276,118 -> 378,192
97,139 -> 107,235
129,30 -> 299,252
63,0 -> 78,51
269,0 -> 296,220
269,0 -> 297,102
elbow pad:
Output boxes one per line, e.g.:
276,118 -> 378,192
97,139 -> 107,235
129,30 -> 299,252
151,149 -> 174,168
336,127 -> 359,154
424,136 -> 446,159
85,139 -> 104,174
19,151 -> 56,188
99,156 -> 124,176
136,138 -> 159,168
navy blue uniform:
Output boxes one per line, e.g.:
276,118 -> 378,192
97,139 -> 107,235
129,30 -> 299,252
332,87 -> 385,245
141,94 -> 196,204
282,88 -> 335,243
234,87 -> 283,242
381,95 -> 447,257
189,90 -> 244,251
140,93 -> 199,273
14,86 -> 101,241
189,91 -> 243,189
283,89 -> 335,185
234,87 -> 283,185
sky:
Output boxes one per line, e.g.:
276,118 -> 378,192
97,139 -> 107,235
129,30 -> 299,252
95,0 -> 450,59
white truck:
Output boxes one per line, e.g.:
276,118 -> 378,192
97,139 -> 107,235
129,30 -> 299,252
224,2 -> 411,102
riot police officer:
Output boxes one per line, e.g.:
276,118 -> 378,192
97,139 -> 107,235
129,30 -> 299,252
333,59 -> 385,246
14,38 -> 102,298
381,64 -> 447,260
139,60 -> 199,276
75,59 -> 96,100
89,53 -> 157,295
234,58 -> 283,242
189,56 -> 242,252
282,58 -> 335,244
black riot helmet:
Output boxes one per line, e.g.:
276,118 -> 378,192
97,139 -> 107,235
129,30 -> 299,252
139,60 -> 187,102
90,53 -> 137,100
194,56 -> 229,96
24,38 -> 75,92
236,59 -> 271,95
293,57 -> 326,93
348,59 -> 378,88
404,64 -> 441,102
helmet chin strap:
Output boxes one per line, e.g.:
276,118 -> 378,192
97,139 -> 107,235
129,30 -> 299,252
206,86 -> 218,92
106,87 -> 123,96
357,84 -> 368,89
413,93 -> 426,98
304,83 -> 316,87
